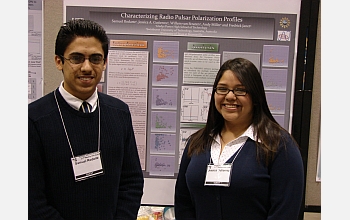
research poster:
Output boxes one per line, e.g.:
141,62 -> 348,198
28,0 -> 43,103
64,1 -> 301,205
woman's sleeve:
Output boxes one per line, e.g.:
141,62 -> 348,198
267,134 -> 304,220
174,142 -> 196,220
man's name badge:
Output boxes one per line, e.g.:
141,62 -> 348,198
71,151 -> 104,182
204,163 -> 232,187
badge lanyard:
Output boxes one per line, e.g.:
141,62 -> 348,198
204,141 -> 245,187
54,91 -> 104,181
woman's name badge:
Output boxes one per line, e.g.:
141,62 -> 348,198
71,151 -> 104,182
204,163 -> 232,187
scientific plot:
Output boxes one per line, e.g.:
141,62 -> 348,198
181,86 -> 212,123
153,41 -> 179,63
262,45 -> 289,67
178,128 -> 199,164
150,133 -> 176,154
266,92 -> 286,114
151,111 -> 177,132
152,64 -> 178,86
149,155 -> 175,176
262,68 -> 288,91
151,88 -> 178,110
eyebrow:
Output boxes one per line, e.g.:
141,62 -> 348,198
217,83 -> 244,87
68,52 -> 84,56
68,52 -> 103,56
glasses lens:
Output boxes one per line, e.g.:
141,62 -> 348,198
90,55 -> 104,64
234,88 -> 246,96
216,88 -> 229,94
69,55 -> 85,64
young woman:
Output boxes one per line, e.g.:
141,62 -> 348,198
175,58 -> 304,220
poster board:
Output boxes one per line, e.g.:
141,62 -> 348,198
28,0 -> 43,103
63,0 -> 302,206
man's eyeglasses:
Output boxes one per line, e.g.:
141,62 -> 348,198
214,87 -> 247,96
59,54 -> 105,65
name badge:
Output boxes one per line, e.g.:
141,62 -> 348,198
204,163 -> 232,187
71,151 -> 104,182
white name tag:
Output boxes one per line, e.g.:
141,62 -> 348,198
71,151 -> 104,182
204,163 -> 232,187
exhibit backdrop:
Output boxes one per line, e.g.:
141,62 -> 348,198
63,0 -> 302,206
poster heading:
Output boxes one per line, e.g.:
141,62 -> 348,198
120,13 -> 243,22
72,8 -> 276,40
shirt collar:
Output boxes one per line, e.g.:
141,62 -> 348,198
245,125 -> 257,141
213,124 -> 258,144
58,81 -> 98,111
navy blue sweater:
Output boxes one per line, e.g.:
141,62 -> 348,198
175,135 -> 304,220
28,89 -> 144,220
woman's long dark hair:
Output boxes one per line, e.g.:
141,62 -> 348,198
187,58 -> 291,165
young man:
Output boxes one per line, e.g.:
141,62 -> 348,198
28,19 -> 144,219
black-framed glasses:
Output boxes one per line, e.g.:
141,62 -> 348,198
60,54 -> 105,65
214,87 -> 247,96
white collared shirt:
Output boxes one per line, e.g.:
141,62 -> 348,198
58,81 -> 98,112
211,125 -> 257,165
